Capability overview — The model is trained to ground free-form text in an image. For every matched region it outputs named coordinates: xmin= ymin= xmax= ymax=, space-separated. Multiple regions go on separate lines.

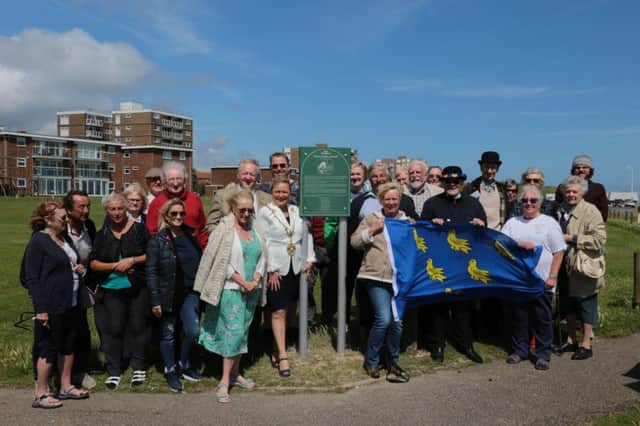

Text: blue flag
xmin=384 ymin=220 xmax=544 ymax=320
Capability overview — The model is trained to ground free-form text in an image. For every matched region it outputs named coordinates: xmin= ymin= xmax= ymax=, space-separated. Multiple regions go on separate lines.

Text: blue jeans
xmin=363 ymin=279 xmax=402 ymax=368
xmin=159 ymin=292 xmax=200 ymax=372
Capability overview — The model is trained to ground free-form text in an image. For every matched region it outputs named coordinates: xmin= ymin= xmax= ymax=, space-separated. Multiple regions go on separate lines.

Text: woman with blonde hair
xmin=195 ymin=190 xmax=267 ymax=403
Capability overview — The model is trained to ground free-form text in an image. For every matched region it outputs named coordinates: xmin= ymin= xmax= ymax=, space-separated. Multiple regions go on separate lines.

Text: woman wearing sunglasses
xmin=23 ymin=201 xmax=91 ymax=408
xmin=146 ymin=199 xmax=203 ymax=392
xmin=501 ymin=185 xmax=566 ymax=370
xmin=195 ymin=190 xmax=267 ymax=403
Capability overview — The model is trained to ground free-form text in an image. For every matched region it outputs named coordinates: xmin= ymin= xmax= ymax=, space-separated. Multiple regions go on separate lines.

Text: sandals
xmin=270 ymin=352 xmax=280 ymax=369
xmin=105 ymin=375 xmax=121 ymax=390
xmin=32 ymin=394 xmax=63 ymax=409
xmin=216 ymin=383 xmax=231 ymax=403
xmin=231 ymin=376 xmax=256 ymax=389
xmin=278 ymin=358 xmax=291 ymax=378
xmin=57 ymin=385 xmax=89 ymax=400
xmin=131 ymin=370 xmax=147 ymax=387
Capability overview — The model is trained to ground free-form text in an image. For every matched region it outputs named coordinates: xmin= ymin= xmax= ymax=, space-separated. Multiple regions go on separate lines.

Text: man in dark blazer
xmin=420 ymin=166 xmax=487 ymax=364
xmin=62 ymin=190 xmax=97 ymax=389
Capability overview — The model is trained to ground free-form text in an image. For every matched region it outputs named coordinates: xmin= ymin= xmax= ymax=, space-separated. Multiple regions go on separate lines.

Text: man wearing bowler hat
xmin=420 ymin=166 xmax=487 ymax=364
xmin=464 ymin=151 xmax=507 ymax=231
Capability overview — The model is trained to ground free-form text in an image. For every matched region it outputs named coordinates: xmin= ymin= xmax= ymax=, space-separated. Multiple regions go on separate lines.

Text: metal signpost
xmin=299 ymin=147 xmax=351 ymax=354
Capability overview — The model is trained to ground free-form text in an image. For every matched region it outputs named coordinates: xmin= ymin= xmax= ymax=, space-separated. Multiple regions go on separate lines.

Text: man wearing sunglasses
xmin=258 ymin=152 xmax=299 ymax=205
xmin=554 ymin=155 xmax=608 ymax=222
xmin=507 ymin=167 xmax=557 ymax=219
xmin=144 ymin=167 xmax=164 ymax=213
xmin=206 ymin=159 xmax=271 ymax=234
xmin=420 ymin=166 xmax=487 ymax=364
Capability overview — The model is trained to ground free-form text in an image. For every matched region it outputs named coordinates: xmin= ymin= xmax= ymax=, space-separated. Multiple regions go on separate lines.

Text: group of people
xmin=22 ymin=149 xmax=608 ymax=408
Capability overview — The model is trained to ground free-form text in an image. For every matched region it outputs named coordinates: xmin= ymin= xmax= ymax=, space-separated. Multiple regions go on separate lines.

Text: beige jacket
xmin=564 ymin=199 xmax=607 ymax=297
xmin=194 ymin=214 xmax=268 ymax=307
xmin=205 ymin=183 xmax=272 ymax=234
xmin=350 ymin=211 xmax=408 ymax=284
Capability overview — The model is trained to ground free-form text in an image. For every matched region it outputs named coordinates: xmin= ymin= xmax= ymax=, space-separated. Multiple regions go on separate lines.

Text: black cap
xmin=478 ymin=151 xmax=502 ymax=165
xmin=441 ymin=166 xmax=467 ymax=182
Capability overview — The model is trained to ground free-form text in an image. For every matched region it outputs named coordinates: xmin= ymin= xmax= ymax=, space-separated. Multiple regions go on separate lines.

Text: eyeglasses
xmin=505 ymin=188 xmax=517 ymax=193
xmin=520 ymin=198 xmax=539 ymax=204
xmin=168 ymin=211 xmax=186 ymax=218
xmin=525 ymin=178 xmax=541 ymax=184
xmin=442 ymin=179 xmax=461 ymax=185
xmin=237 ymin=208 xmax=254 ymax=215
xmin=147 ymin=176 xmax=162 ymax=182
xmin=271 ymin=163 xmax=288 ymax=169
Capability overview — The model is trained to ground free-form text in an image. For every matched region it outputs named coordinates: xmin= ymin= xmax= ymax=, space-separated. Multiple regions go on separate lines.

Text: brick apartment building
xmin=0 ymin=101 xmax=194 ymax=196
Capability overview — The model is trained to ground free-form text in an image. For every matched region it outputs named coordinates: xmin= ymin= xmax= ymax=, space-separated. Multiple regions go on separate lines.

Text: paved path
xmin=3 ymin=334 xmax=640 ymax=425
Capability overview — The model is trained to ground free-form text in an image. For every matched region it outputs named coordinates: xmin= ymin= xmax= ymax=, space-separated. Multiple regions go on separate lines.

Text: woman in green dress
xmin=195 ymin=189 xmax=267 ymax=403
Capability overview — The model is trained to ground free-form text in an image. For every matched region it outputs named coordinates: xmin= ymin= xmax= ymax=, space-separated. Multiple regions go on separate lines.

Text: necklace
xmin=268 ymin=205 xmax=296 ymax=256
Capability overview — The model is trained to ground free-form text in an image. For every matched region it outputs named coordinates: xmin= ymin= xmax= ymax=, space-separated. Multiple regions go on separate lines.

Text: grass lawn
xmin=1 ymin=197 xmax=640 ymax=393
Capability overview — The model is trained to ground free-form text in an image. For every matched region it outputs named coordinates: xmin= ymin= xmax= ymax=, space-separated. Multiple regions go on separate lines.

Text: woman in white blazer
xmin=257 ymin=177 xmax=315 ymax=377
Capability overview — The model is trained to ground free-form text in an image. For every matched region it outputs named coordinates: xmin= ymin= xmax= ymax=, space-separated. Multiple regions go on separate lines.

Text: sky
xmin=1 ymin=0 xmax=639 ymax=190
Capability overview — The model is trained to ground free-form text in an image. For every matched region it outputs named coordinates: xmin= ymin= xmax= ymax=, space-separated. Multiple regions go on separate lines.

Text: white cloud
xmin=0 ymin=28 xmax=153 ymax=133
xmin=448 ymin=86 xmax=549 ymax=98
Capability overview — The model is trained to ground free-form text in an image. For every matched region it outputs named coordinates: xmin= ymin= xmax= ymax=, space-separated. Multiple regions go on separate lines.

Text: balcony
xmin=85 ymin=129 xmax=104 ymax=138
xmin=173 ymin=132 xmax=183 ymax=140
xmin=173 ymin=121 xmax=183 ymax=129
xmin=33 ymin=146 xmax=72 ymax=158
xmin=161 ymin=119 xmax=172 ymax=126
xmin=34 ymin=166 xmax=71 ymax=177
xmin=76 ymin=169 xmax=109 ymax=179
xmin=86 ymin=118 xmax=104 ymax=126
xmin=77 ymin=151 xmax=108 ymax=161
xmin=162 ymin=131 xmax=173 ymax=138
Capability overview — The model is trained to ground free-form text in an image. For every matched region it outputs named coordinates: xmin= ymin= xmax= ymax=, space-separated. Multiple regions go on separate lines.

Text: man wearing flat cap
xmin=554 ymin=155 xmax=608 ymax=222
xmin=464 ymin=151 xmax=507 ymax=231
xmin=419 ymin=166 xmax=487 ymax=364
xmin=144 ymin=167 xmax=164 ymax=213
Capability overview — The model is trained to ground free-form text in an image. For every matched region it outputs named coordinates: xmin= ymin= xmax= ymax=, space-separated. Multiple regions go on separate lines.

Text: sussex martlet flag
xmin=384 ymin=220 xmax=544 ymax=320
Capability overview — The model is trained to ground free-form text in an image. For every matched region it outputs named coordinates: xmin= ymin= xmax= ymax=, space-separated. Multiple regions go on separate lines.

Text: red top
xmin=146 ymin=190 xmax=208 ymax=248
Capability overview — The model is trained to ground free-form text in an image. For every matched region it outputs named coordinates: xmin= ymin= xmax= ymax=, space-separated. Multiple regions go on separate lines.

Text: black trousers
xmin=94 ymin=287 xmax=149 ymax=376
xmin=422 ymin=300 xmax=473 ymax=349
xmin=72 ymin=308 xmax=92 ymax=374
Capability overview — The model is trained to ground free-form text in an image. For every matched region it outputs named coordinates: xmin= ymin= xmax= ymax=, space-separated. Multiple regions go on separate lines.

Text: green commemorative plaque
xmin=299 ymin=147 xmax=351 ymax=217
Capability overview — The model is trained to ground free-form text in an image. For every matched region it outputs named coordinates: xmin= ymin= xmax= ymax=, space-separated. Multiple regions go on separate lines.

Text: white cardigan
xmin=256 ymin=202 xmax=316 ymax=276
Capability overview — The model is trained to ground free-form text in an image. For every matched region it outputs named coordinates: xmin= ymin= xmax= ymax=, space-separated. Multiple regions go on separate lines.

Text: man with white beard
xmin=406 ymin=160 xmax=443 ymax=216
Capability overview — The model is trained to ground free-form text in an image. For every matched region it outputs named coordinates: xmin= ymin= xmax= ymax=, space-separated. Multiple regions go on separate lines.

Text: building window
xmin=17 ymin=137 xmax=26 ymax=146
xmin=163 ymin=151 xmax=172 ymax=160
xmin=125 ymin=113 xmax=132 ymax=118
xmin=179 ymin=152 xmax=186 ymax=160
xmin=17 ymin=158 xmax=27 ymax=168
xmin=185 ymin=131 xmax=191 ymax=137
xmin=125 ymin=125 xmax=132 ymax=130
xmin=59 ymin=115 xmax=69 ymax=125
xmin=132 ymin=166 xmax=139 ymax=171
xmin=123 ymin=151 xmax=130 ymax=158
xmin=153 ymin=125 xmax=160 ymax=132
xmin=185 ymin=120 xmax=192 ymax=126
xmin=154 ymin=138 xmax=161 ymax=143
xmin=125 ymin=137 xmax=132 ymax=142
xmin=108 ymin=146 xmax=116 ymax=154
xmin=153 ymin=113 xmax=160 ymax=119
xmin=16 ymin=178 xmax=27 ymax=188
xmin=124 ymin=182 xmax=131 ymax=188
xmin=124 ymin=167 xmax=130 ymax=175
xmin=108 ymin=163 xmax=116 ymax=172
xmin=108 ymin=181 xmax=115 ymax=191
xmin=59 ymin=127 xmax=69 ymax=137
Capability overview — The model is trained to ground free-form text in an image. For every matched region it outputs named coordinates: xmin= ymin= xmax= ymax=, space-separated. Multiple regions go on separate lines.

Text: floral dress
xmin=199 ymin=229 xmax=262 ymax=357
